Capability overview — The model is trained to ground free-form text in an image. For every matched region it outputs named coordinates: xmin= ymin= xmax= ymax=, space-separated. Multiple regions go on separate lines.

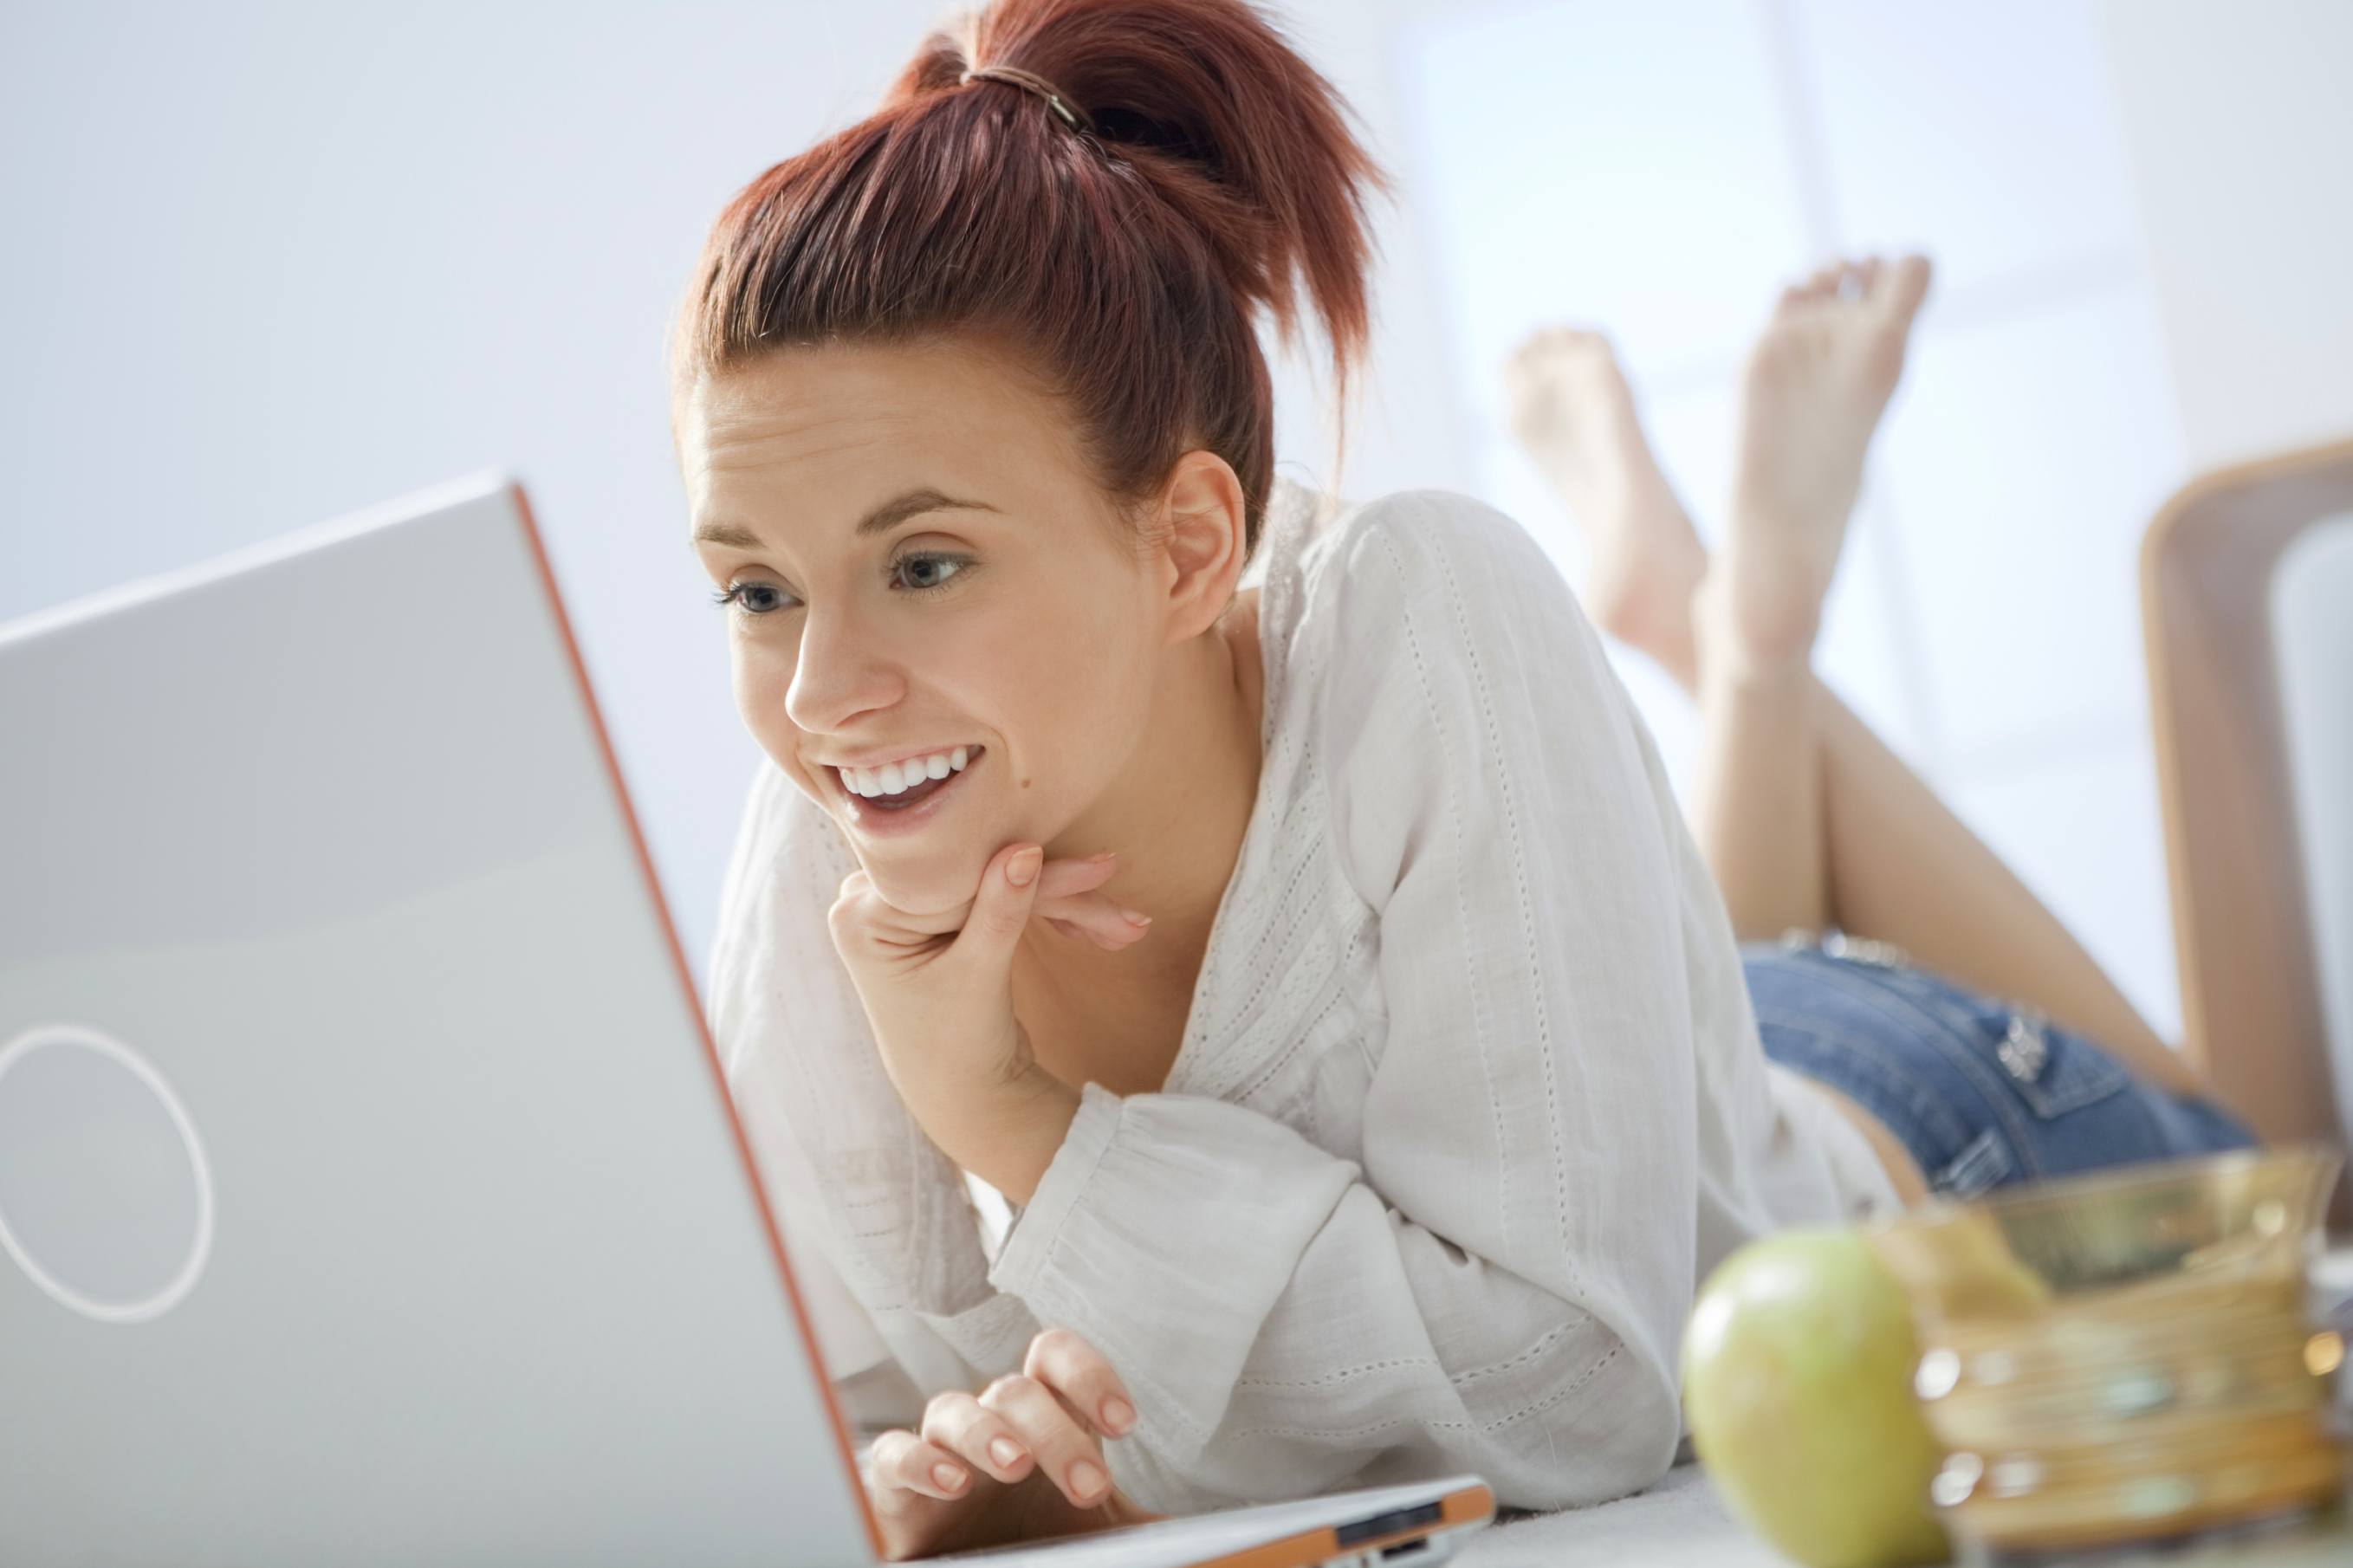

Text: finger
xmin=833 ymin=853 xmax=1116 ymax=950
xmin=870 ymin=1429 xmax=973 ymax=1510
xmin=1026 ymin=1326 xmax=1140 ymax=1438
xmin=828 ymin=870 xmax=966 ymax=947
xmin=920 ymin=1390 xmax=1038 ymax=1485
xmin=1032 ymin=890 xmax=1151 ymax=949
xmin=1041 ymin=913 xmax=1138 ymax=953
xmin=949 ymin=842 xmax=1047 ymax=967
xmin=1033 ymin=852 xmax=1119 ymax=901
xmin=979 ymin=1372 xmax=1112 ymax=1509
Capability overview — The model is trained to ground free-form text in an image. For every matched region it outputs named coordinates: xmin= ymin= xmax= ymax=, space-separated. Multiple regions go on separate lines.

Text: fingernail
xmin=1007 ymin=847 xmax=1042 ymax=887
xmin=932 ymin=1462 xmax=966 ymax=1491
xmin=1121 ymin=908 xmax=1151 ymax=927
xmin=1069 ymin=1460 xmax=1105 ymax=1500
xmin=989 ymin=1436 xmax=1024 ymax=1468
xmin=1101 ymin=1396 xmax=1136 ymax=1434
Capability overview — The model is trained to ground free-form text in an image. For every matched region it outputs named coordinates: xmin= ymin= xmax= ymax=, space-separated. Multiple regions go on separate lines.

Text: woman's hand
xmin=1031 ymin=849 xmax=1157 ymax=953
xmin=827 ymin=843 xmax=1151 ymax=1198
xmin=866 ymin=1328 xmax=1164 ymax=1560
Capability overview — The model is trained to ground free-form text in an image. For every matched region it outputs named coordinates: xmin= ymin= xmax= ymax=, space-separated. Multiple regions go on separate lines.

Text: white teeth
xmin=839 ymin=746 xmax=977 ymax=799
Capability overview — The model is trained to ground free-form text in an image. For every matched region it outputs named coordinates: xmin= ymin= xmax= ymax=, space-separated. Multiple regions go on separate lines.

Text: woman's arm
xmin=985 ymin=490 xmax=1771 ymax=1511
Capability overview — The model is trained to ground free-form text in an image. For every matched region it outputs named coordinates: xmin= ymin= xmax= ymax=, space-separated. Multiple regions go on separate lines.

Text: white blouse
xmin=705 ymin=478 xmax=1898 ymax=1517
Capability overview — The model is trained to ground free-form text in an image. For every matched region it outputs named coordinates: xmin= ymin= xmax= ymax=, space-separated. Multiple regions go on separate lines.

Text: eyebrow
xmin=691 ymin=488 xmax=1002 ymax=550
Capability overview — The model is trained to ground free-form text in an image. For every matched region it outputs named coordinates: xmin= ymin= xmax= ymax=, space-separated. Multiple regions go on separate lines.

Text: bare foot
xmin=1503 ymin=327 xmax=1708 ymax=685
xmin=1713 ymin=254 xmax=1934 ymax=674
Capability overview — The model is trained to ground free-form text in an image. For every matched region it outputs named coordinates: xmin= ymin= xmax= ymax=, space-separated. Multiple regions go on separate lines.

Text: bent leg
xmin=1504 ymin=256 xmax=2212 ymax=1102
xmin=1688 ymin=590 xmax=1831 ymax=942
xmin=1686 ymin=580 xmax=2199 ymax=1098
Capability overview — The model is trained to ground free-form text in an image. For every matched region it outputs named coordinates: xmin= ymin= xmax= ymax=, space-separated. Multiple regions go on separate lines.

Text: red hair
xmin=669 ymin=0 xmax=1395 ymax=558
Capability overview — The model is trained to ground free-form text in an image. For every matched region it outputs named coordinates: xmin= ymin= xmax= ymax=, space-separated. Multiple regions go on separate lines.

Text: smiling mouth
xmin=836 ymin=747 xmax=984 ymax=813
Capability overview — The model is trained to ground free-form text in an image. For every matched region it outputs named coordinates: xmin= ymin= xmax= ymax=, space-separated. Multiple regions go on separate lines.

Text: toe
xmin=1879 ymin=255 xmax=1934 ymax=321
xmin=1512 ymin=324 xmax=1602 ymax=366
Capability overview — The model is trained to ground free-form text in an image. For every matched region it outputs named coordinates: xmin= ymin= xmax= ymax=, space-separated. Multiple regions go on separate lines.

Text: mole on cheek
xmin=1021 ymin=777 xmax=1033 ymax=789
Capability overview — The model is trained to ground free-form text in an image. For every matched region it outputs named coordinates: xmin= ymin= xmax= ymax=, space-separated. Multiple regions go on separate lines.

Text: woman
xmin=682 ymin=0 xmax=2253 ymax=1555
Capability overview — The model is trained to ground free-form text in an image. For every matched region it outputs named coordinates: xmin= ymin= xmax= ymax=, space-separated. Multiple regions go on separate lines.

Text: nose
xmin=783 ymin=603 xmax=907 ymax=737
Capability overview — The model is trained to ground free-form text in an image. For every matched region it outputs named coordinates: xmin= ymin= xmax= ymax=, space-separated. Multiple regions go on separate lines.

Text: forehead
xmin=677 ymin=338 xmax=1083 ymax=515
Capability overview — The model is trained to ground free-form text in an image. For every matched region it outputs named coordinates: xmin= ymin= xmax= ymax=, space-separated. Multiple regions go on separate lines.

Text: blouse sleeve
xmin=987 ymin=489 xmax=1729 ymax=1511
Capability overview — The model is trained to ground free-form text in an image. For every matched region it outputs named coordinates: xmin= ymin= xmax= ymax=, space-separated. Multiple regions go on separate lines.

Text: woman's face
xmin=677 ymin=339 xmax=1171 ymax=916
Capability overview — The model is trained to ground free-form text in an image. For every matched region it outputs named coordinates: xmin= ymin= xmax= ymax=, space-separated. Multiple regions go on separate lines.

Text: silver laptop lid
xmin=0 ymin=476 xmax=876 ymax=1567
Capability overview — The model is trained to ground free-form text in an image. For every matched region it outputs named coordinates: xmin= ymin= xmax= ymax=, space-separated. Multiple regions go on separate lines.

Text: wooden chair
xmin=2142 ymin=435 xmax=2353 ymax=1216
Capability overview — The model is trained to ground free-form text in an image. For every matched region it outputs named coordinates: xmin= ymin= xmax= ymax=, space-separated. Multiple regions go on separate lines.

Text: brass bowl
xmin=1867 ymin=1146 xmax=2349 ymax=1557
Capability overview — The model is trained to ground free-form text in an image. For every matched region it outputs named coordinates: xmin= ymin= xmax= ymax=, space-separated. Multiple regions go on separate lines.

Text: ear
xmin=1152 ymin=450 xmax=1250 ymax=645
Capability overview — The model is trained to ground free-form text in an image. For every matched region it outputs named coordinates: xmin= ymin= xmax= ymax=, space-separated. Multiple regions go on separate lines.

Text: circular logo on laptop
xmin=0 ymin=1023 xmax=215 ymax=1324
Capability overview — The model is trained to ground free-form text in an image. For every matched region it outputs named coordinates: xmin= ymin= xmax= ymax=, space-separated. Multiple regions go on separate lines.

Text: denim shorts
xmin=1742 ymin=934 xmax=2258 ymax=1199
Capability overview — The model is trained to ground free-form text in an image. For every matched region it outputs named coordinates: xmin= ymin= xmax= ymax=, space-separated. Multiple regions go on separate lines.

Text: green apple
xmin=1681 ymin=1228 xmax=1950 ymax=1568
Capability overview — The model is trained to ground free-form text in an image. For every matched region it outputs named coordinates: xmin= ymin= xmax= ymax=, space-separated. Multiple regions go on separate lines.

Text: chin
xmin=855 ymin=846 xmax=994 ymax=917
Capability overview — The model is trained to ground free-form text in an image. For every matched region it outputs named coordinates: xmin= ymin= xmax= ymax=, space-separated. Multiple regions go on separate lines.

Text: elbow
xmin=1493 ymin=1345 xmax=1682 ymax=1512
xmin=1578 ymin=1387 xmax=1683 ymax=1508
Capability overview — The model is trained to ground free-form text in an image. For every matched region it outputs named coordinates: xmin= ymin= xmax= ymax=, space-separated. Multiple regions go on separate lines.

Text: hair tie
xmin=959 ymin=64 xmax=1094 ymax=136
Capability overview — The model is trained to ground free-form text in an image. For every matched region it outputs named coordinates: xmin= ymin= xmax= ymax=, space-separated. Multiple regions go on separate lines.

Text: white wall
xmin=2097 ymin=0 xmax=2353 ymax=470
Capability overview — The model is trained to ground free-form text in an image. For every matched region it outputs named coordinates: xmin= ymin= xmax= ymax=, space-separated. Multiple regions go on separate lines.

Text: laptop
xmin=0 ymin=475 xmax=1495 ymax=1566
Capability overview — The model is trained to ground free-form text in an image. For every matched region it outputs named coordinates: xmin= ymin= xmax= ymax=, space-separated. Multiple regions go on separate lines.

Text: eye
xmin=710 ymin=580 xmax=795 ymax=616
xmin=891 ymin=551 xmax=972 ymax=593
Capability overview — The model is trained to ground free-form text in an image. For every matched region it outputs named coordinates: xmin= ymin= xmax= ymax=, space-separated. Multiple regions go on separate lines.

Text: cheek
xmin=967 ymin=586 xmax=1152 ymax=774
